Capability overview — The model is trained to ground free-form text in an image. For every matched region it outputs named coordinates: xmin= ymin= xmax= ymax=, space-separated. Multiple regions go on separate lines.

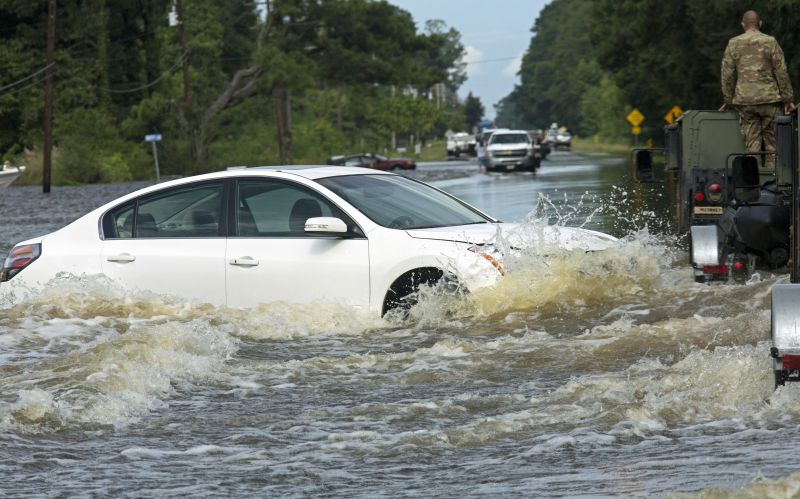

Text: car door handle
xmin=106 ymin=253 xmax=136 ymax=263
xmin=230 ymin=257 xmax=259 ymax=267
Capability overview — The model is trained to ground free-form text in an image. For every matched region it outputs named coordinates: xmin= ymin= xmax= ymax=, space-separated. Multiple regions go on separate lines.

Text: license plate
xmin=694 ymin=206 xmax=723 ymax=215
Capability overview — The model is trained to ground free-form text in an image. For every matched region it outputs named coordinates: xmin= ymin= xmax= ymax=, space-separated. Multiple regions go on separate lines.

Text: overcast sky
xmin=390 ymin=0 xmax=550 ymax=120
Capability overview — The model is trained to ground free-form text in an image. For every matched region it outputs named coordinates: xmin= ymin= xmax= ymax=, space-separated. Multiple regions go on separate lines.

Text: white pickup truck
xmin=446 ymin=132 xmax=476 ymax=159
xmin=483 ymin=129 xmax=540 ymax=172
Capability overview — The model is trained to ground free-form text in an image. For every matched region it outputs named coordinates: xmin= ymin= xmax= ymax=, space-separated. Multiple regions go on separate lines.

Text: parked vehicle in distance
xmin=484 ymin=130 xmax=540 ymax=172
xmin=543 ymin=123 xmax=572 ymax=151
xmin=528 ymin=130 xmax=551 ymax=160
xmin=446 ymin=132 xmax=476 ymax=159
xmin=1 ymin=166 xmax=616 ymax=317
xmin=0 ymin=164 xmax=26 ymax=189
xmin=554 ymin=130 xmax=572 ymax=150
xmin=326 ymin=153 xmax=415 ymax=171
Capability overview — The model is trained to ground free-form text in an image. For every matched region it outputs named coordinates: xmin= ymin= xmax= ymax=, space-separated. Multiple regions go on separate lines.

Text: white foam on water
xmin=667 ymin=471 xmax=800 ymax=498
xmin=0 ymin=318 xmax=239 ymax=432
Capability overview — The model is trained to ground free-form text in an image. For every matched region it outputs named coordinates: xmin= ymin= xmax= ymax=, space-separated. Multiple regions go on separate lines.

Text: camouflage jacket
xmin=721 ymin=30 xmax=794 ymax=106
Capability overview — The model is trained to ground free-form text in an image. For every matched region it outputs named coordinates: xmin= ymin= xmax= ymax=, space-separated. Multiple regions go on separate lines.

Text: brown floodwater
xmin=0 ymin=153 xmax=795 ymax=497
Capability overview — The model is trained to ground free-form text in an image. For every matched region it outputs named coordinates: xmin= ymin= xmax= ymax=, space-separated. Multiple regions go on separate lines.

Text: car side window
xmin=107 ymin=204 xmax=135 ymax=238
xmin=103 ymin=182 xmax=223 ymax=239
xmin=236 ymin=179 xmax=359 ymax=237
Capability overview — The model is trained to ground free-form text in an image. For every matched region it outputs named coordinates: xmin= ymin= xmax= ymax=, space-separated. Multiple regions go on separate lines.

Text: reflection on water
xmin=0 ymin=154 xmax=796 ymax=497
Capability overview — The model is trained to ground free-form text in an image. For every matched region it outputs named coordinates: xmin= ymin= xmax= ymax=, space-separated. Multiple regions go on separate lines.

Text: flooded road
xmin=0 ymin=152 xmax=796 ymax=497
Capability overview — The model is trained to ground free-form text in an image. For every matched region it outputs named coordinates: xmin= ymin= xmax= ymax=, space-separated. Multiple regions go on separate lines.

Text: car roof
xmin=151 ymin=165 xmax=391 ymax=190
xmin=238 ymin=165 xmax=390 ymax=180
xmin=89 ymin=166 xmax=393 ymax=218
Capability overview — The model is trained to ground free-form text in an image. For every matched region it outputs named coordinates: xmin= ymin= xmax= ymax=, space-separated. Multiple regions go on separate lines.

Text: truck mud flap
xmin=690 ymin=225 xmax=722 ymax=266
xmin=771 ymin=284 xmax=800 ymax=386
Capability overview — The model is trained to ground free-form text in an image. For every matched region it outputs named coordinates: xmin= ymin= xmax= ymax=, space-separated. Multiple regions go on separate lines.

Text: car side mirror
xmin=633 ymin=149 xmax=655 ymax=182
xmin=731 ymin=155 xmax=760 ymax=203
xmin=305 ymin=217 xmax=349 ymax=235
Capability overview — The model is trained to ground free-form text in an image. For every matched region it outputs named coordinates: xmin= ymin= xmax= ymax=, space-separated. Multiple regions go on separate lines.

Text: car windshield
xmin=316 ymin=174 xmax=492 ymax=229
xmin=373 ymin=154 xmax=387 ymax=160
xmin=489 ymin=134 xmax=529 ymax=144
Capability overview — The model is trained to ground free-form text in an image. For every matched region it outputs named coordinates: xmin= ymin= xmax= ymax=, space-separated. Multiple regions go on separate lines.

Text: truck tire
xmin=775 ymin=369 xmax=787 ymax=389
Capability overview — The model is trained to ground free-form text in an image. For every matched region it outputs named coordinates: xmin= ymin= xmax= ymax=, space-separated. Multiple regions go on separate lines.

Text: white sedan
xmin=1 ymin=166 xmax=616 ymax=316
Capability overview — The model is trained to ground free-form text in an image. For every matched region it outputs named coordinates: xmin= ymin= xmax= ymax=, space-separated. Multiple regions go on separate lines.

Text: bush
xmin=54 ymin=108 xmax=151 ymax=184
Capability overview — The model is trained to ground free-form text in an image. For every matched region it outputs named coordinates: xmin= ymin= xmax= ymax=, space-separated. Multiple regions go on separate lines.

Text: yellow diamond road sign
xmin=664 ymin=105 xmax=684 ymax=124
xmin=626 ymin=108 xmax=644 ymax=127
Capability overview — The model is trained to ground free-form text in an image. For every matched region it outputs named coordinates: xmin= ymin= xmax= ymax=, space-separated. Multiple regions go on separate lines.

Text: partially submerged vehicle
xmin=1 ymin=166 xmax=616 ymax=318
xmin=633 ymin=109 xmax=800 ymax=389
xmin=634 ymin=109 xmax=795 ymax=283
xmin=769 ymin=108 xmax=800 ymax=389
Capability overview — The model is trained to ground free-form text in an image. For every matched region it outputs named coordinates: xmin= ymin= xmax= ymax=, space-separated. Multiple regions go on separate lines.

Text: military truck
xmin=634 ymin=109 xmax=795 ymax=283
xmin=768 ymin=108 xmax=800 ymax=389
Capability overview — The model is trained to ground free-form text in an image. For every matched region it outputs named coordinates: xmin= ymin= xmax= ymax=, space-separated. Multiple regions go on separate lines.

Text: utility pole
xmin=175 ymin=0 xmax=191 ymax=102
xmin=42 ymin=0 xmax=56 ymax=194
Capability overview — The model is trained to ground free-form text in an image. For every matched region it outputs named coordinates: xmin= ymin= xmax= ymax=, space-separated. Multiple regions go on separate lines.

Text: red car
xmin=327 ymin=153 xmax=416 ymax=171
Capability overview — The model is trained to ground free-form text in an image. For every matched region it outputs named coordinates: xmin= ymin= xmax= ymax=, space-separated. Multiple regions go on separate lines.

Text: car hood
xmin=406 ymin=223 xmax=617 ymax=252
xmin=487 ymin=143 xmax=529 ymax=150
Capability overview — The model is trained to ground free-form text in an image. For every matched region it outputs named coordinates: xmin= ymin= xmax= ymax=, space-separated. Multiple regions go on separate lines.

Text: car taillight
xmin=1 ymin=243 xmax=41 ymax=282
xmin=695 ymin=192 xmax=705 ymax=203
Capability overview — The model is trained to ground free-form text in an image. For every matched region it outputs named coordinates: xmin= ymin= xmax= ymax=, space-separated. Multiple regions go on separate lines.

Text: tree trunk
xmin=192 ymin=130 xmax=209 ymax=173
xmin=273 ymin=85 xmax=294 ymax=165
xmin=96 ymin=5 xmax=111 ymax=111
xmin=285 ymin=89 xmax=293 ymax=164
xmin=336 ymin=85 xmax=344 ymax=132
xmin=274 ymin=86 xmax=286 ymax=164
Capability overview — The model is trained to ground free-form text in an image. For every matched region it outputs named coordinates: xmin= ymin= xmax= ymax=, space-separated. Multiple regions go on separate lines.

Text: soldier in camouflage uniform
xmin=720 ymin=11 xmax=795 ymax=170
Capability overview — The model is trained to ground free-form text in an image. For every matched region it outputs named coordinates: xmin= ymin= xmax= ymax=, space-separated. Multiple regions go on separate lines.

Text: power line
xmin=0 ymin=73 xmax=49 ymax=98
xmin=464 ymin=56 xmax=519 ymax=65
xmin=90 ymin=53 xmax=187 ymax=94
xmin=0 ymin=63 xmax=55 ymax=93
xmin=0 ymin=52 xmax=187 ymax=98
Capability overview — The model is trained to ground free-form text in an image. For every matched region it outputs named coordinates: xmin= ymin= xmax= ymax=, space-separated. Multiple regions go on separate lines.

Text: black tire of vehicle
xmin=382 ymin=267 xmax=457 ymax=316
xmin=775 ymin=369 xmax=787 ymax=389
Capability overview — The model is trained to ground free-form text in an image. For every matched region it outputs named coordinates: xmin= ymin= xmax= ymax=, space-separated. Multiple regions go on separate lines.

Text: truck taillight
xmin=782 ymin=354 xmax=800 ymax=371
xmin=1 ymin=243 xmax=41 ymax=282
xmin=708 ymin=183 xmax=723 ymax=202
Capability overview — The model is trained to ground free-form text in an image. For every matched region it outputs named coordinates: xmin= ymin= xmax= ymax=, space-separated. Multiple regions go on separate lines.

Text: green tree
xmin=0 ymin=0 xmax=470 ymax=183
xmin=464 ymin=92 xmax=484 ymax=130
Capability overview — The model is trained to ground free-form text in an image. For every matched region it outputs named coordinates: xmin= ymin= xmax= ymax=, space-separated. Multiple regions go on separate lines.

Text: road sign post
xmin=664 ymin=105 xmax=684 ymax=124
xmin=626 ymin=108 xmax=645 ymax=146
xmin=145 ymin=134 xmax=162 ymax=182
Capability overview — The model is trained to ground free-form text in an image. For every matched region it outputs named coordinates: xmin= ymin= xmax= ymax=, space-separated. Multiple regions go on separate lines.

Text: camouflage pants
xmin=737 ymin=103 xmax=782 ymax=170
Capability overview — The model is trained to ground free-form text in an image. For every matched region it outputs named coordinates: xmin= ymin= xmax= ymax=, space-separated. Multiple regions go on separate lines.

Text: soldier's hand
xmin=785 ymin=102 xmax=797 ymax=114
xmin=718 ymin=103 xmax=728 ymax=111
